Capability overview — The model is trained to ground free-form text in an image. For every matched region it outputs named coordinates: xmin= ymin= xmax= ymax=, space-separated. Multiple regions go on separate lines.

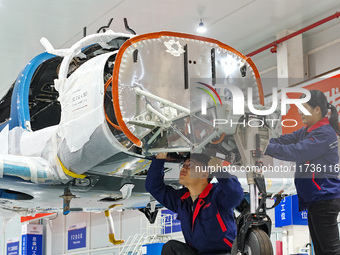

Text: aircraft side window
xmin=29 ymin=57 xmax=62 ymax=131
xmin=0 ymin=83 xmax=14 ymax=125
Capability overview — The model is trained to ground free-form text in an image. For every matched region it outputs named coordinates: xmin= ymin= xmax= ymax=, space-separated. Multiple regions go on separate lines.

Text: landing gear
xmin=232 ymin=117 xmax=274 ymax=255
xmin=245 ymin=229 xmax=273 ymax=255
xmin=231 ymin=228 xmax=273 ymax=255
xmin=232 ymin=195 xmax=273 ymax=255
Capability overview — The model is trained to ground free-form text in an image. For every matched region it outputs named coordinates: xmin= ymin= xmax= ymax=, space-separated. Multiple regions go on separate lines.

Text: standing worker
xmin=265 ymin=90 xmax=340 ymax=255
xmin=145 ymin=152 xmax=243 ymax=255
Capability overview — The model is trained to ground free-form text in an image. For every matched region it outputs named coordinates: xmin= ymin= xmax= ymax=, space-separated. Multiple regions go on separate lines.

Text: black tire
xmin=231 ymin=228 xmax=273 ymax=255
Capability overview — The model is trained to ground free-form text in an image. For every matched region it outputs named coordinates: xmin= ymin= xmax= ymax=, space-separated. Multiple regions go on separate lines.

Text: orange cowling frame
xmin=109 ymin=31 xmax=265 ymax=147
xmin=104 ymin=77 xmax=121 ymax=131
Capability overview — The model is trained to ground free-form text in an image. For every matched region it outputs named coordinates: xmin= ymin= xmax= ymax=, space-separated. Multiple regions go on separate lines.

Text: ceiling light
xmin=197 ymin=19 xmax=206 ymax=33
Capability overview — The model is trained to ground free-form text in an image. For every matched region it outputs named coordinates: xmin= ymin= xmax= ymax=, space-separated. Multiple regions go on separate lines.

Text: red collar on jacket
xmin=180 ymin=183 xmax=213 ymax=201
xmin=306 ymin=117 xmax=329 ymax=133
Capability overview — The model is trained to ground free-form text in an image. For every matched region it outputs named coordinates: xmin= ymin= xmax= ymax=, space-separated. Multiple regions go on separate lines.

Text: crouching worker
xmin=145 ymin=153 xmax=244 ymax=255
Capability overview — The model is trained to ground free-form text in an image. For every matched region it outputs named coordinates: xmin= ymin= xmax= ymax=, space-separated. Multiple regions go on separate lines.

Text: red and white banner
xmin=21 ymin=213 xmax=55 ymax=223
xmin=282 ymin=71 xmax=340 ymax=134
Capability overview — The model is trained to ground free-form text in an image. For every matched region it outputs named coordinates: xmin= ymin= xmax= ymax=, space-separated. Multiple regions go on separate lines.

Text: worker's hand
xmin=208 ymin=157 xmax=223 ymax=177
xmin=208 ymin=157 xmax=222 ymax=168
xmin=156 ymin=152 xmax=167 ymax=159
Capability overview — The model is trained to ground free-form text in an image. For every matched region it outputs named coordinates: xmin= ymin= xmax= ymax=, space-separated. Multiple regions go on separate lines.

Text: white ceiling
xmin=1 ymin=0 xmax=340 ymax=97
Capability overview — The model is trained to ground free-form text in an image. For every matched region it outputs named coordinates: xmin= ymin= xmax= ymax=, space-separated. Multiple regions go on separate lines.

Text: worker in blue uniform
xmin=265 ymin=90 xmax=340 ymax=255
xmin=145 ymin=152 xmax=243 ymax=255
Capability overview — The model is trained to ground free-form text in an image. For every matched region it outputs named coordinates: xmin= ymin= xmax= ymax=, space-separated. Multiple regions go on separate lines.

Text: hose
xmin=104 ymin=76 xmax=121 ymax=131
xmin=211 ymin=132 xmax=226 ymax=144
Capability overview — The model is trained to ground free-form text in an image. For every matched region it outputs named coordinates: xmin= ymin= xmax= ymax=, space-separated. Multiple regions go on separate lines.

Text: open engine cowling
xmin=56 ymin=31 xmax=265 ymax=176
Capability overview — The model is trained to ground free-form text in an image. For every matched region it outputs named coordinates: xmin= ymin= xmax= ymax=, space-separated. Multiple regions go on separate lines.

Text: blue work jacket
xmin=145 ymin=159 xmax=243 ymax=254
xmin=265 ymin=117 xmax=340 ymax=210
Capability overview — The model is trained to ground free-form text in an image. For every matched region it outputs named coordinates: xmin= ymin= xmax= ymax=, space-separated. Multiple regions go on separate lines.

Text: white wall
xmin=1 ymin=215 xmax=22 ymax=255
xmin=253 ymin=20 xmax=340 ymax=83
xmin=0 ymin=210 xmax=145 ymax=255
xmin=0 ymin=209 xmax=184 ymax=255
xmin=45 ymin=211 xmax=124 ymax=255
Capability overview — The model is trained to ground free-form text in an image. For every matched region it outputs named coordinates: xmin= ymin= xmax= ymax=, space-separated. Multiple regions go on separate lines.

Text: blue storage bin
xmin=142 ymin=243 xmax=165 ymax=255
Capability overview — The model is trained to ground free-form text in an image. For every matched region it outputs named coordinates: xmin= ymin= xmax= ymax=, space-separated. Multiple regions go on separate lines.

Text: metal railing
xmin=119 ymin=214 xmax=176 ymax=255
